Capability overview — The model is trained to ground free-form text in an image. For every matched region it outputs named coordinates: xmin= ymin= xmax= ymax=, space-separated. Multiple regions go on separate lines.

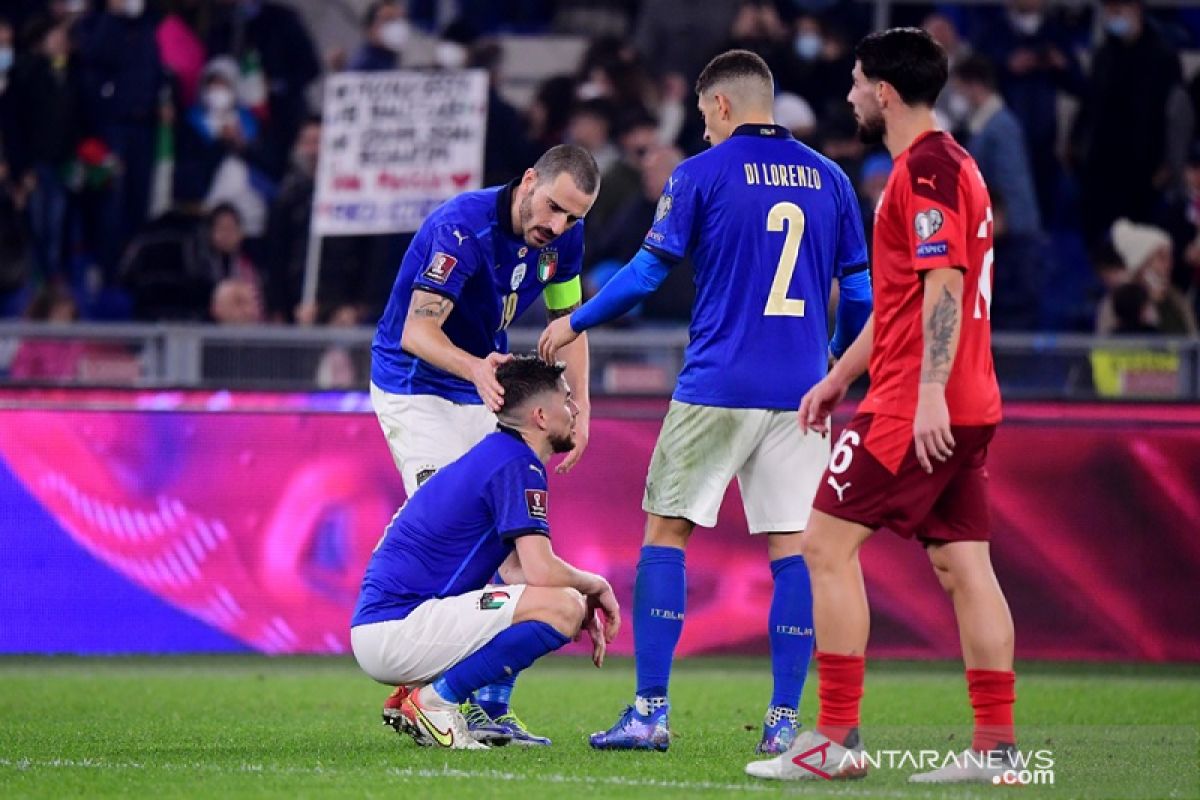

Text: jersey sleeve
xmin=641 ymin=163 xmax=701 ymax=263
xmin=553 ymin=224 xmax=585 ymax=282
xmin=835 ymin=168 xmax=869 ymax=277
xmin=905 ymin=150 xmax=968 ymax=274
xmin=410 ymin=224 xmax=488 ymax=301
xmin=486 ymin=456 xmax=551 ymax=541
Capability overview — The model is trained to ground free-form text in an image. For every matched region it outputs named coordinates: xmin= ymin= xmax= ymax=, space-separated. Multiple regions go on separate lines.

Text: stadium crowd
xmin=0 ymin=0 xmax=1198 ymax=343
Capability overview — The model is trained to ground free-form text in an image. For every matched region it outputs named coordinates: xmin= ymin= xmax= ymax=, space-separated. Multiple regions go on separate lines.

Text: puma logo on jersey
xmin=916 ymin=175 xmax=937 ymax=190
xmin=827 ymin=476 xmax=852 ymax=502
xmin=451 ymin=229 xmax=466 ymax=246
xmin=528 ymin=463 xmax=544 ymax=477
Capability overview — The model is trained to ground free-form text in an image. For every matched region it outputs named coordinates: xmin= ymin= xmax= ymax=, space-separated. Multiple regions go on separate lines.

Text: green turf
xmin=0 ymin=656 xmax=1197 ymax=799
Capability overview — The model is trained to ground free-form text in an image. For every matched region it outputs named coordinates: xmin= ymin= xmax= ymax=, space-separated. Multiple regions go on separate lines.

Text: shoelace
xmin=494 ymin=712 xmax=528 ymax=733
xmin=460 ymin=702 xmax=492 ymax=728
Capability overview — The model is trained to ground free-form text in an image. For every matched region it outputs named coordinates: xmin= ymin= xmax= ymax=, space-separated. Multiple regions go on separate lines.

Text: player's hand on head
xmin=471 ymin=352 xmax=513 ymax=412
xmin=913 ymin=384 xmax=955 ymax=473
xmin=537 ymin=317 xmax=579 ymax=364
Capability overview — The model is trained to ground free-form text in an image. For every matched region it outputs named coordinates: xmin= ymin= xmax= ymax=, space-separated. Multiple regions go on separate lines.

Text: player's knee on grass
xmin=517 ymin=586 xmax=587 ymax=637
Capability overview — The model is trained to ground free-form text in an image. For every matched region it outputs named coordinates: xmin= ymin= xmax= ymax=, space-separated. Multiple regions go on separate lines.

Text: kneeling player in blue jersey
xmin=350 ymin=356 xmax=620 ymax=750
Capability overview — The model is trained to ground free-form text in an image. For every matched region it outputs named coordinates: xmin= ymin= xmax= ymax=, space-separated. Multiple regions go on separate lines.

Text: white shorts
xmin=643 ymin=400 xmax=830 ymax=533
xmin=350 ymin=584 xmax=527 ymax=686
xmin=370 ymin=383 xmax=497 ymax=495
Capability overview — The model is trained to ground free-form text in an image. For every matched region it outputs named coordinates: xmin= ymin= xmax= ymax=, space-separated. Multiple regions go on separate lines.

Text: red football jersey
xmin=860 ymin=130 xmax=1002 ymax=436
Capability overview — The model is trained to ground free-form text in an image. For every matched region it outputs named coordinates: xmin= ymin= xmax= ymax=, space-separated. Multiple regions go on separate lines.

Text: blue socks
xmin=633 ymin=545 xmax=686 ymax=700
xmin=476 ymin=674 xmax=515 ymax=718
xmin=433 ymin=621 xmax=570 ymax=704
xmin=768 ymin=554 xmax=814 ymax=712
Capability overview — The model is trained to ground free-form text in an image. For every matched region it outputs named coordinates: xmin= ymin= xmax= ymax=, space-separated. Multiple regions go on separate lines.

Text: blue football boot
xmin=756 ymin=706 xmax=799 ymax=754
xmin=589 ymin=702 xmax=671 ymax=751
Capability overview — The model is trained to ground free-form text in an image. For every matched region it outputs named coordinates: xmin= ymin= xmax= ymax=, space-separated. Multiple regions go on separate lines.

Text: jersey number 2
xmin=764 ymin=202 xmax=807 ymax=317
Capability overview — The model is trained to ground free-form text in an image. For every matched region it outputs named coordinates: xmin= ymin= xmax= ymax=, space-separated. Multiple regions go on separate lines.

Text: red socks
xmin=967 ymin=668 xmax=1016 ymax=751
xmin=815 ymin=651 xmax=865 ymax=745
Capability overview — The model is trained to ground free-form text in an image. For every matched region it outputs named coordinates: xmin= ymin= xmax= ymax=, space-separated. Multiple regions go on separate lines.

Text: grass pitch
xmin=0 ymin=656 xmax=1196 ymax=799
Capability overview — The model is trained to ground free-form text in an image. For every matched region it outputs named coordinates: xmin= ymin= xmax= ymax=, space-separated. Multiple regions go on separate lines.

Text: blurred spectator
xmin=922 ymin=13 xmax=972 ymax=132
xmin=1109 ymin=281 xmax=1159 ymax=335
xmin=204 ymin=202 xmax=258 ymax=286
xmin=0 ymin=18 xmax=12 ymax=96
xmin=1160 ymin=141 xmax=1200 ymax=304
xmin=1072 ymin=0 xmax=1185 ymax=242
xmin=118 ymin=206 xmax=209 ymax=320
xmin=976 ymin=0 xmax=1084 ymax=227
xmin=587 ymin=108 xmax=658 ymax=237
xmin=8 ymin=280 xmax=86 ymax=380
xmin=566 ymin=98 xmax=618 ymax=173
xmin=992 ymin=197 xmax=1052 ymax=331
xmin=527 ymin=74 xmax=575 ymax=149
xmin=789 ymin=14 xmax=855 ymax=122
xmin=1097 ymin=218 xmax=1197 ymax=336
xmin=471 ymin=39 xmax=534 ymax=186
xmin=347 ymin=1 xmax=408 ymax=72
xmin=311 ymin=302 xmax=365 ymax=389
xmin=774 ymin=92 xmax=816 ymax=142
xmin=209 ymin=275 xmax=262 ymax=324
xmin=176 ymin=56 xmax=271 ymax=235
xmin=0 ymin=153 xmax=32 ymax=309
xmin=585 ymin=144 xmax=694 ymax=322
xmin=952 ymin=55 xmax=1041 ymax=237
xmin=75 ymin=0 xmax=166 ymax=277
xmin=434 ymin=18 xmax=477 ymax=71
xmin=724 ymin=2 xmax=803 ymax=94
xmin=207 ymin=0 xmax=320 ymax=178
xmin=632 ymin=0 xmax=740 ymax=83
xmin=5 ymin=17 xmax=81 ymax=283
xmin=856 ymin=152 xmax=890 ymax=245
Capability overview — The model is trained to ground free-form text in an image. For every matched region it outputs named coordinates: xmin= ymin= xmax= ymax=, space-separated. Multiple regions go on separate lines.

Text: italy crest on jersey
xmin=537 ymin=251 xmax=558 ymax=282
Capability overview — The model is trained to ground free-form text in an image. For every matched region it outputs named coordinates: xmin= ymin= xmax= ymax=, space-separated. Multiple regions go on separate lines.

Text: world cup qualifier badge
xmin=478 ymin=590 xmax=511 ymax=611
xmin=537 ymin=251 xmax=558 ymax=282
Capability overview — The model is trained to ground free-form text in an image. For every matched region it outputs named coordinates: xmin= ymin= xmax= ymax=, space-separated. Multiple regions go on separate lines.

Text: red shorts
xmin=811 ymin=413 xmax=996 ymax=544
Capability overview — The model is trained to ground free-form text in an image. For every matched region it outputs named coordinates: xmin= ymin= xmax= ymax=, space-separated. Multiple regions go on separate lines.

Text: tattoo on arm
xmin=546 ymin=302 xmax=580 ymax=322
xmin=921 ymin=285 xmax=958 ymax=384
xmin=410 ymin=293 xmax=452 ymax=320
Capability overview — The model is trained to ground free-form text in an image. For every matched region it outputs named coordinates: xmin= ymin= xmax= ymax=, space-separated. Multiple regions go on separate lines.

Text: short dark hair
xmin=953 ymin=54 xmax=997 ymax=91
xmin=855 ymin=27 xmax=948 ymax=108
xmin=532 ymin=144 xmax=600 ymax=195
xmin=497 ymin=356 xmax=567 ymax=413
xmin=695 ymin=49 xmax=774 ymax=97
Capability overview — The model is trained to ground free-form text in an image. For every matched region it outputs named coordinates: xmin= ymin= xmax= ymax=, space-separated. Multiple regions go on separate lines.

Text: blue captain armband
xmin=569 ymin=248 xmax=672 ymax=332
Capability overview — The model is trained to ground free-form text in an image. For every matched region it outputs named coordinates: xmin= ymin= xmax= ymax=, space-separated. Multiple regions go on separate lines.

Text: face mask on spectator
xmin=947 ymin=90 xmax=971 ymax=121
xmin=1009 ymin=12 xmax=1042 ymax=36
xmin=379 ymin=19 xmax=411 ymax=52
xmin=204 ymin=85 xmax=237 ymax=112
xmin=121 ymin=0 xmax=145 ymax=16
xmin=435 ymin=42 xmax=468 ymax=69
xmin=1104 ymin=13 xmax=1133 ymax=39
xmin=794 ymin=33 xmax=823 ymax=61
xmin=63 ymin=0 xmax=87 ymax=13
xmin=576 ymin=81 xmax=606 ymax=101
xmin=292 ymin=151 xmax=318 ymax=177
xmin=0 ymin=48 xmax=12 ymax=73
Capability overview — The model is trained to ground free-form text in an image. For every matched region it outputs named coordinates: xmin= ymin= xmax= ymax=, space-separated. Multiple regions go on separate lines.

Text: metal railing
xmin=0 ymin=322 xmax=1197 ymax=400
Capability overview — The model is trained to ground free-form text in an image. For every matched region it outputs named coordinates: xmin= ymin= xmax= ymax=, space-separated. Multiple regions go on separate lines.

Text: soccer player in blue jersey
xmin=539 ymin=50 xmax=873 ymax=754
xmin=370 ymin=145 xmax=600 ymax=745
xmin=351 ymin=356 xmax=620 ymax=750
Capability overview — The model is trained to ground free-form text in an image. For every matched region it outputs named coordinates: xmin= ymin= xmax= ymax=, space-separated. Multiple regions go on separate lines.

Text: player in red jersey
xmin=746 ymin=28 xmax=1017 ymax=784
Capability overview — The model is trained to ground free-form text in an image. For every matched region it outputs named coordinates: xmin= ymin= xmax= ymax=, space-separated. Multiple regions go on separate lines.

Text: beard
xmin=856 ymin=112 xmax=886 ymax=145
xmin=548 ymin=430 xmax=575 ymax=454
xmin=518 ymin=191 xmax=555 ymax=246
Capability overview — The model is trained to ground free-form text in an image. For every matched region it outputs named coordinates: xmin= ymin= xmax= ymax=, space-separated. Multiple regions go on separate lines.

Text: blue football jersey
xmin=351 ymin=427 xmax=551 ymax=626
xmin=642 ymin=124 xmax=868 ymax=410
xmin=371 ymin=181 xmax=584 ymax=403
